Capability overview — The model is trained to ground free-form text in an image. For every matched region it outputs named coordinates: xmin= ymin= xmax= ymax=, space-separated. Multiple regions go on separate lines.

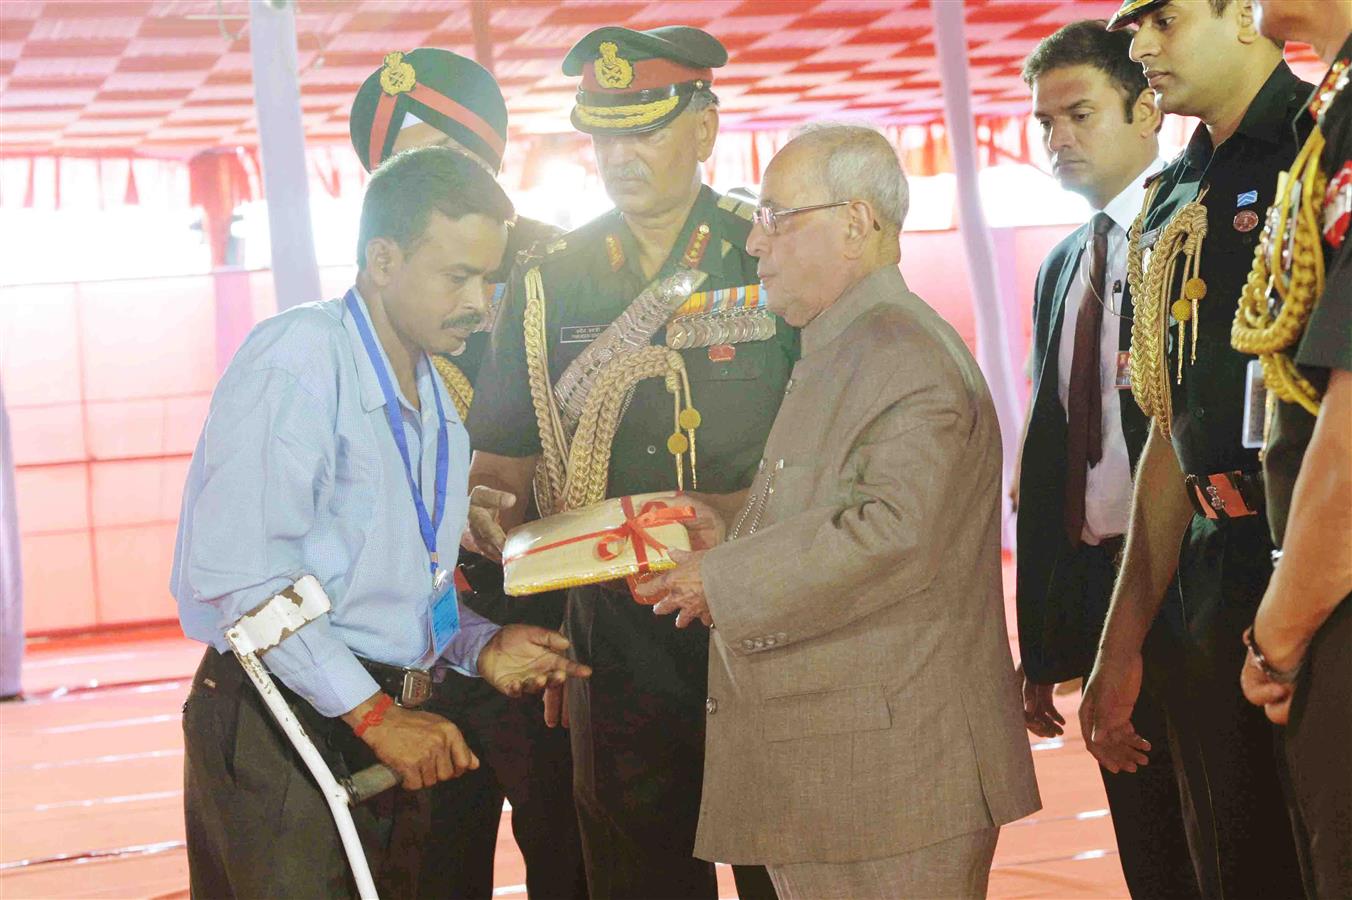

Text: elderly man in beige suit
xmin=638 ymin=125 xmax=1041 ymax=898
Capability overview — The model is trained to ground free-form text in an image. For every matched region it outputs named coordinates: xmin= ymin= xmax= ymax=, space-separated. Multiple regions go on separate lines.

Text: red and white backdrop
xmin=0 ymin=0 xmax=1326 ymax=634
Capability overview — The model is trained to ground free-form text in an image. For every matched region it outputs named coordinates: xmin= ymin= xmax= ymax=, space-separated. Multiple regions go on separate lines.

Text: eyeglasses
xmin=752 ymin=201 xmax=882 ymax=235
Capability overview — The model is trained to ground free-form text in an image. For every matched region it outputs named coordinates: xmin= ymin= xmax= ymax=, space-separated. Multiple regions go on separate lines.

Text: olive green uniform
xmin=1128 ymin=63 xmax=1309 ymax=899
xmin=1248 ymin=38 xmax=1352 ymax=899
xmin=470 ymin=185 xmax=796 ymax=899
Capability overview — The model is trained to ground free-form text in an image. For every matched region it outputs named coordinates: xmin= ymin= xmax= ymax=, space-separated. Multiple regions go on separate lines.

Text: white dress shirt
xmin=1056 ymin=160 xmax=1165 ymax=545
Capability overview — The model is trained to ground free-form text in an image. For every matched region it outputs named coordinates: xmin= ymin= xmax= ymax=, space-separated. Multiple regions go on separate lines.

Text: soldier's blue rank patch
xmin=1236 ymin=190 xmax=1259 ymax=208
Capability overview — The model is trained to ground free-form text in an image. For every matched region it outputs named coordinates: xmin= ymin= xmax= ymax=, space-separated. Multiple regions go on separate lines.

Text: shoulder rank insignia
xmin=665 ymin=284 xmax=775 ymax=350
xmin=716 ymin=195 xmax=755 ymax=221
xmin=682 ymin=222 xmax=711 ymax=267
xmin=544 ymin=238 xmax=568 ymax=255
xmin=605 ymin=233 xmax=625 ymax=271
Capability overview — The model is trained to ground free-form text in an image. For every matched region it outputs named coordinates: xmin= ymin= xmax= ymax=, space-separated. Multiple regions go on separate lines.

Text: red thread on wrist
xmin=353 ymin=693 xmax=394 ymax=738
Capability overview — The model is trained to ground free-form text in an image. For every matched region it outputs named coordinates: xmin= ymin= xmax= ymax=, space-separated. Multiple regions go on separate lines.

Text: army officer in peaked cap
xmin=464 ymin=24 xmax=791 ymax=900
xmin=350 ymin=48 xmax=585 ymax=900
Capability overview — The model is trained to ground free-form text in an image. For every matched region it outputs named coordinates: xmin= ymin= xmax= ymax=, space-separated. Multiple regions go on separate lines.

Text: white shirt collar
xmin=1101 ymin=157 xmax=1168 ymax=234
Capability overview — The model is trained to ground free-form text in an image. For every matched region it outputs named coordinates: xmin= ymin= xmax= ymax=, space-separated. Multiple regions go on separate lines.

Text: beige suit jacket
xmin=695 ymin=265 xmax=1040 ymax=865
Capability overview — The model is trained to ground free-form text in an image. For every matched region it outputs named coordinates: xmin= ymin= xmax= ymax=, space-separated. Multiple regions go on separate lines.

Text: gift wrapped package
xmin=502 ymin=493 xmax=694 ymax=596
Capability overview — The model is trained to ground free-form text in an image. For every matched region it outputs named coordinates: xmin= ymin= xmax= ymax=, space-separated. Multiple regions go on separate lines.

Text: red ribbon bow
xmin=502 ymin=496 xmax=695 ymax=579
xmin=596 ymin=497 xmax=695 ymax=574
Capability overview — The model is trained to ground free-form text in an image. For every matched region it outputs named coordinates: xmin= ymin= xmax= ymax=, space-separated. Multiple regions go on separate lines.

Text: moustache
xmin=603 ymin=162 xmax=651 ymax=183
xmin=442 ymin=313 xmax=483 ymax=331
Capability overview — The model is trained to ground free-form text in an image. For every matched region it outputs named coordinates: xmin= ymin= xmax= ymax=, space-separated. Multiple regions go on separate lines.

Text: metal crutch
xmin=224 ymin=575 xmax=400 ymax=900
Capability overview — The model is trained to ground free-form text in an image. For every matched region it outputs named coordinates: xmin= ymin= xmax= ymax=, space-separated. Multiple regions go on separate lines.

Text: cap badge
xmin=379 ymin=51 xmax=417 ymax=96
xmin=594 ymin=41 xmax=634 ymax=89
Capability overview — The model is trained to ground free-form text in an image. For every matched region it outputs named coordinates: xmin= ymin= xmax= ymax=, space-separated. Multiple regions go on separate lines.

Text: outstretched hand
xmin=478 ymin=624 xmax=591 ymax=698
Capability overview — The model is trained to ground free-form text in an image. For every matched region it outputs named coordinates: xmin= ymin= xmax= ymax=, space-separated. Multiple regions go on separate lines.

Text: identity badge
xmin=429 ymin=573 xmax=460 ymax=659
xmin=1241 ymin=359 xmax=1268 ymax=450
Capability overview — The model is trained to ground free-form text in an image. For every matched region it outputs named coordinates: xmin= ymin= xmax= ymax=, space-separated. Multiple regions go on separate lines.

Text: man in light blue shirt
xmin=172 ymin=146 xmax=590 ymax=898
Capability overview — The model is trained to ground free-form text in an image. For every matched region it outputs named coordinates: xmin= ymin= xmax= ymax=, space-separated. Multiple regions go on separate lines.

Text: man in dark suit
xmin=1014 ymin=21 xmax=1198 ymax=898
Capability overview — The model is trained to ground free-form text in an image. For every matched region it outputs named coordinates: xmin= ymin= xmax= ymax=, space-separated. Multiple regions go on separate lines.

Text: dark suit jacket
xmin=1016 ymin=224 xmax=1150 ymax=684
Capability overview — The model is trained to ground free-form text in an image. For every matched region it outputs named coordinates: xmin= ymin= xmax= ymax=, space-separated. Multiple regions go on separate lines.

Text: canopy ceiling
xmin=0 ymin=0 xmax=1325 ymax=159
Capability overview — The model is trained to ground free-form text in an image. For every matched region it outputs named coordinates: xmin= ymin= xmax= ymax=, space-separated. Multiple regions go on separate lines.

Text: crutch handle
xmin=342 ymin=764 xmax=400 ymax=805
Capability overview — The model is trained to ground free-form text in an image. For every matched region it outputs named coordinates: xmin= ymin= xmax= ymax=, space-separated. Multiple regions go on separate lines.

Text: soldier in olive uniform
xmin=465 ymin=26 xmax=789 ymax=900
xmin=1236 ymin=3 xmax=1352 ymax=896
xmin=350 ymin=49 xmax=585 ymax=900
xmin=1080 ymin=2 xmax=1308 ymax=897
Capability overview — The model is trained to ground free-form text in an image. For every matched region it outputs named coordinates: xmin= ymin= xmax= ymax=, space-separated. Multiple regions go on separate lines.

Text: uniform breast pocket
xmin=681 ymin=340 xmax=769 ymax=383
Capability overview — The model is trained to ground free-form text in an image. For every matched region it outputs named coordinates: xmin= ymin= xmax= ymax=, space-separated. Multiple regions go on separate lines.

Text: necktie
xmin=1064 ymin=212 xmax=1113 ymax=546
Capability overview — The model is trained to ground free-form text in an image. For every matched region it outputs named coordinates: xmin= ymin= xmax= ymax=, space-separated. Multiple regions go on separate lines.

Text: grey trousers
xmin=183 ymin=649 xmax=426 ymax=899
xmin=766 ymin=827 xmax=999 ymax=900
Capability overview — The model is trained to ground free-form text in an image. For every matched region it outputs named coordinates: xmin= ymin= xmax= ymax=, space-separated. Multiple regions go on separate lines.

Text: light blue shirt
xmin=171 ymin=290 xmax=499 ymax=717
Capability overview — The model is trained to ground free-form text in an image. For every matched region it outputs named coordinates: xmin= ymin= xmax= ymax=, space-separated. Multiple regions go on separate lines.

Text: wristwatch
xmin=1242 ymin=625 xmax=1301 ymax=685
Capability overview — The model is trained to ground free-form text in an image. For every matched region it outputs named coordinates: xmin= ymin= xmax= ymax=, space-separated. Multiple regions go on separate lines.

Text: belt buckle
xmin=399 ymin=669 xmax=432 ymax=708
xmin=1184 ymin=474 xmax=1215 ymax=519
xmin=1203 ymin=480 xmax=1229 ymax=516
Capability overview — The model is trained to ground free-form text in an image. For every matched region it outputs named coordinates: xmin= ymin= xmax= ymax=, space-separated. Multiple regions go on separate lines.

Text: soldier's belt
xmin=1184 ymin=470 xmax=1264 ymax=520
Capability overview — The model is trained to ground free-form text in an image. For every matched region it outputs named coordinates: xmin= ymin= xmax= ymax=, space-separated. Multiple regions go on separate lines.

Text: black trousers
xmin=1065 ymin=540 xmax=1200 ymax=899
xmin=417 ymin=671 xmax=587 ymax=900
xmin=183 ymin=648 xmax=426 ymax=899
xmin=564 ymin=584 xmax=777 ymax=900
xmin=1158 ymin=515 xmax=1304 ymax=900
xmin=1279 ymin=594 xmax=1352 ymax=899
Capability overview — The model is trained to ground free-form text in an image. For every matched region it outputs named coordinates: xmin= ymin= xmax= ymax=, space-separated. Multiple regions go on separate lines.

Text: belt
xmin=1184 ymin=470 xmax=1264 ymax=520
xmin=357 ymin=657 xmax=448 ymax=709
xmin=197 ymin=649 xmax=442 ymax=712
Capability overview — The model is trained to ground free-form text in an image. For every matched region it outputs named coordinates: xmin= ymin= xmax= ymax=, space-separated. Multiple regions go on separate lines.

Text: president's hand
xmin=1018 ymin=663 xmax=1065 ymax=738
xmin=1081 ymin=649 xmax=1151 ymax=773
xmin=637 ymin=548 xmax=713 ymax=628
xmin=479 ymin=624 xmax=592 ymax=698
xmin=343 ymin=692 xmax=478 ymax=791
xmin=462 ymin=485 xmax=516 ymax=561
xmin=679 ymin=494 xmax=729 ymax=551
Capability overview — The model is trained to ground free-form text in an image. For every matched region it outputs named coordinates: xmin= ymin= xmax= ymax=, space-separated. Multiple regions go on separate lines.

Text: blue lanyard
xmin=345 ymin=290 xmax=449 ymax=576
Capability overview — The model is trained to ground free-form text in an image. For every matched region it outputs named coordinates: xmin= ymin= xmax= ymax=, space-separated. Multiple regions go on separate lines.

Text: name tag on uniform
xmin=559 ymin=325 xmax=607 ymax=344
xmin=1242 ymin=359 xmax=1268 ymax=449
xmin=1115 ymin=351 xmax=1132 ymax=390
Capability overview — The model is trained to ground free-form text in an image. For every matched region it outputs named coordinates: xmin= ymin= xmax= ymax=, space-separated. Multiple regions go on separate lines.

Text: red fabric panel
xmin=90 ymin=458 xmax=189 ymax=529
xmin=19 ymin=531 xmax=97 ymax=634
xmin=77 ymin=276 xmax=217 ymax=404
xmin=93 ymin=523 xmax=179 ymax=625
xmin=14 ymin=464 xmax=89 ymax=535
